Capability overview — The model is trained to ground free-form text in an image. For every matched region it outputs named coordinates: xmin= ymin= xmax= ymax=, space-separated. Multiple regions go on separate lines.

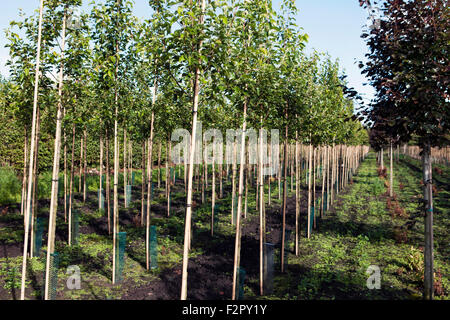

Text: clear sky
xmin=0 ymin=0 xmax=374 ymax=102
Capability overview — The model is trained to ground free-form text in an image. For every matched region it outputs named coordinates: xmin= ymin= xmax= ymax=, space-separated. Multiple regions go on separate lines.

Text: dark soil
xmin=0 ymin=172 xmax=338 ymax=300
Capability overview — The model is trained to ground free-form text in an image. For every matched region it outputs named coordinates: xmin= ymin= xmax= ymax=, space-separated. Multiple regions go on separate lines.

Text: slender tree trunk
xmin=79 ymin=135 xmax=83 ymax=193
xmin=336 ymin=145 xmax=340 ymax=196
xmin=211 ymin=143 xmax=215 ymax=236
xmin=295 ymin=133 xmax=299 ymax=256
xmin=307 ymin=142 xmax=312 ymax=239
xmin=326 ymin=145 xmax=330 ymax=213
xmin=231 ymin=141 xmax=237 ymax=224
xmin=124 ymin=129 xmax=127 ymax=208
xmin=165 ymin=142 xmax=169 ymax=198
xmin=44 ymin=11 xmax=67 ymax=299
xmin=423 ymin=141 xmax=434 ymax=300
xmin=201 ymin=149 xmax=205 ymax=204
xmin=181 ymin=0 xmax=205 ymax=300
xmin=100 ymin=134 xmax=104 ymax=211
xmin=20 ymin=0 xmax=44 ymax=299
xmin=390 ymin=142 xmax=394 ymax=197
xmin=141 ymin=141 xmax=145 ymax=226
xmin=106 ymin=132 xmax=111 ymax=235
xmin=258 ymin=124 xmax=264 ymax=295
xmin=205 ymin=146 xmax=208 ymax=188
xmin=129 ymin=140 xmax=132 ymax=187
xmin=219 ymin=162 xmax=223 ymax=199
xmin=21 ymin=128 xmax=28 ymax=217
xmin=268 ymin=141 xmax=272 ymax=206
xmin=64 ymin=111 xmax=67 ymax=222
xmin=146 ymin=85 xmax=156 ymax=270
xmin=83 ymin=128 xmax=87 ymax=203
xmin=232 ymin=95 xmax=247 ymax=300
xmin=184 ymin=145 xmax=188 ymax=193
xmin=331 ymin=143 xmax=335 ymax=205
xmin=30 ymin=109 xmax=40 ymax=258
xmin=167 ymin=139 xmax=171 ymax=217
xmin=278 ymin=149 xmax=281 ymax=200
xmin=157 ymin=142 xmax=161 ymax=189
xmin=281 ymin=106 xmax=288 ymax=273
xmin=321 ymin=147 xmax=325 ymax=217
xmin=312 ymin=147 xmax=316 ymax=229
xmin=69 ymin=123 xmax=75 ymax=244
xmin=112 ymin=7 xmax=121 ymax=282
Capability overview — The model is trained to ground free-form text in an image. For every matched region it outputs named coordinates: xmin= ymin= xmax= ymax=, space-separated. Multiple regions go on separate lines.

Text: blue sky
xmin=0 ymin=0 xmax=374 ymax=102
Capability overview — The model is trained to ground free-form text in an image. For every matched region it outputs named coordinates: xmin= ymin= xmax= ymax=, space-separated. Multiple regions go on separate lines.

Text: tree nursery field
xmin=0 ymin=0 xmax=448 ymax=302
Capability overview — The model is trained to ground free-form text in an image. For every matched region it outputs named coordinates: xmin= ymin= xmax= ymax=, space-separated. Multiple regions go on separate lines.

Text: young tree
xmin=359 ymin=0 xmax=449 ymax=299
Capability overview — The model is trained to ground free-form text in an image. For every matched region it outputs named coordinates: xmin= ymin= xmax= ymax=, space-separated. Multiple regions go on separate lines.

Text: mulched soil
xmin=0 ymin=173 xmax=332 ymax=300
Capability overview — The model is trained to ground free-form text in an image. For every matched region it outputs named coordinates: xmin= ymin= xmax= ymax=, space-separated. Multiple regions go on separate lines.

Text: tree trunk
xmin=295 ymin=133 xmax=299 ymax=256
xmin=64 ymin=111 xmax=67 ymax=222
xmin=79 ymin=135 xmax=83 ymax=193
xmin=211 ymin=143 xmax=215 ymax=236
xmin=157 ymin=141 xmax=161 ymax=189
xmin=100 ymin=134 xmax=104 ymax=211
xmin=83 ymin=128 xmax=87 ymax=203
xmin=112 ymin=16 xmax=120 ymax=283
xmin=231 ymin=141 xmax=237 ymax=224
xmin=21 ymin=128 xmax=28 ymax=217
xmin=124 ymin=129 xmax=127 ymax=208
xmin=258 ymin=125 xmax=264 ymax=295
xmin=326 ymin=145 xmax=330 ymax=212
xmin=146 ymin=85 xmax=156 ymax=270
xmin=307 ymin=142 xmax=312 ymax=239
xmin=219 ymin=162 xmax=223 ymax=199
xmin=167 ymin=138 xmax=171 ymax=217
xmin=106 ymin=131 xmax=111 ymax=235
xmin=181 ymin=0 xmax=205 ymax=300
xmin=312 ymin=146 xmax=316 ymax=229
xmin=69 ymin=123 xmax=75 ymax=244
xmin=422 ymin=141 xmax=434 ymax=300
xmin=281 ymin=106 xmax=288 ymax=273
xmin=44 ymin=11 xmax=67 ymax=299
xmin=141 ymin=141 xmax=145 ymax=226
xmin=20 ymin=0 xmax=44 ymax=299
xmin=232 ymin=95 xmax=247 ymax=300
xmin=321 ymin=146 xmax=326 ymax=217
xmin=30 ymin=108 xmax=40 ymax=258
xmin=390 ymin=142 xmax=394 ymax=197
xmin=268 ymin=140 xmax=272 ymax=206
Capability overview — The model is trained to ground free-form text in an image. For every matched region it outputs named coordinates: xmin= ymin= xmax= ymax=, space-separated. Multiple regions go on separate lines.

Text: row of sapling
xmin=359 ymin=0 xmax=449 ymax=300
xmin=4 ymin=0 xmax=372 ymax=300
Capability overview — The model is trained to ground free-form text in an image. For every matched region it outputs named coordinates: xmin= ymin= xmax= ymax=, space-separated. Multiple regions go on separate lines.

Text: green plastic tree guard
xmin=263 ymin=242 xmax=275 ymax=294
xmin=98 ymin=189 xmax=105 ymax=210
xmin=150 ymin=225 xmax=158 ymax=270
xmin=71 ymin=210 xmax=79 ymax=245
xmin=237 ymin=267 xmax=246 ymax=300
xmin=126 ymin=185 xmax=132 ymax=207
xmin=213 ymin=204 xmax=219 ymax=227
xmin=33 ymin=217 xmax=45 ymax=257
xmin=309 ymin=206 xmax=315 ymax=234
xmin=42 ymin=252 xmax=59 ymax=300
xmin=115 ymin=232 xmax=127 ymax=282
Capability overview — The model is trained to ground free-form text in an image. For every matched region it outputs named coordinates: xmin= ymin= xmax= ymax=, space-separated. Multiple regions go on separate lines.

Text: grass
xmin=245 ymin=153 xmax=449 ymax=300
xmin=0 ymin=155 xmax=448 ymax=300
